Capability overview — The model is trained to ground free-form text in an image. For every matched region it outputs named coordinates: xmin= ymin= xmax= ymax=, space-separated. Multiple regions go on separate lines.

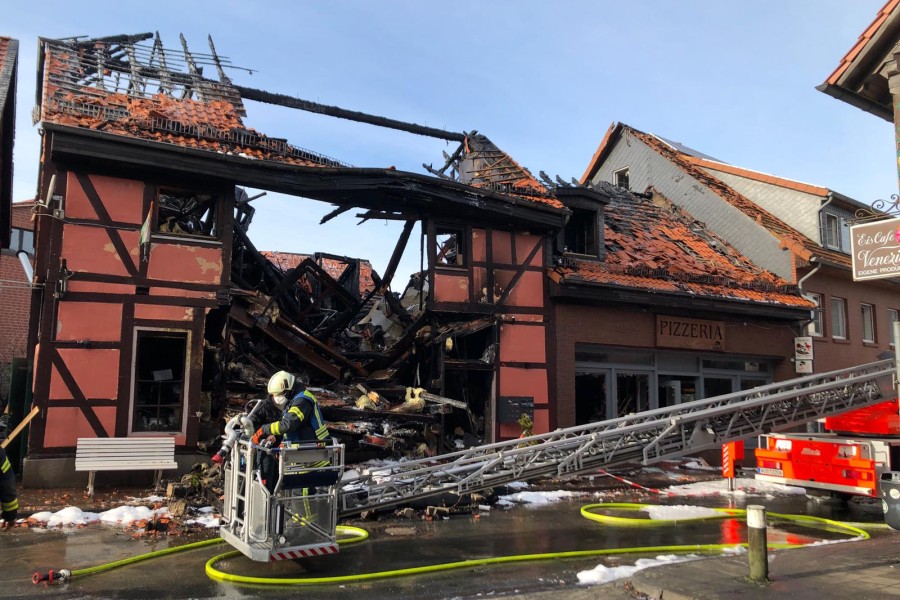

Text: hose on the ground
xmin=32 ymin=503 xmax=873 ymax=586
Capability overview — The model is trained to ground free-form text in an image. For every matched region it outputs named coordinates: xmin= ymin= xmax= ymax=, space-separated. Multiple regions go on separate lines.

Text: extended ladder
xmin=338 ymin=360 xmax=894 ymax=517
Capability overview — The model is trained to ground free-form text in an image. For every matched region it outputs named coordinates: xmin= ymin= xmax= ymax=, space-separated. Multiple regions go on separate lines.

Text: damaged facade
xmin=23 ymin=33 xmax=570 ymax=485
xmin=18 ymin=33 xmax=817 ymax=487
xmin=582 ymin=122 xmax=900 ymax=374
xmin=547 ymin=182 xmax=813 ymax=428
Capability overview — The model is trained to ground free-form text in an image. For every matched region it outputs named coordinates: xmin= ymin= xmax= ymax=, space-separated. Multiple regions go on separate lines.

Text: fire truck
xmin=218 ymin=360 xmax=899 ymax=562
xmin=755 ymin=399 xmax=900 ymax=509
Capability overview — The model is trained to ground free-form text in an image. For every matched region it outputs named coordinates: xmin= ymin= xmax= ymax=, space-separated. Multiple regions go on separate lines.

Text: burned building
xmin=23 ymin=33 xmax=570 ymax=485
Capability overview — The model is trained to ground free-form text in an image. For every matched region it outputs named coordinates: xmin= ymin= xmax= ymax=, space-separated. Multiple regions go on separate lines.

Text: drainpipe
xmin=796 ymin=256 xmax=821 ymax=331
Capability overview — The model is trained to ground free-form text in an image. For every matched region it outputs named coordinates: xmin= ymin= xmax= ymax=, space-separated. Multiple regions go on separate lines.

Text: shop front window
xmin=704 ymin=377 xmax=734 ymax=398
xmin=616 ymin=372 xmax=650 ymax=416
xmin=658 ymin=376 xmax=697 ymax=407
xmin=575 ymin=371 xmax=607 ymax=424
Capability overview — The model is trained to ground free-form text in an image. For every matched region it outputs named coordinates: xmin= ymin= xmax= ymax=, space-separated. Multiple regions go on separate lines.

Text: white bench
xmin=75 ymin=437 xmax=178 ymax=497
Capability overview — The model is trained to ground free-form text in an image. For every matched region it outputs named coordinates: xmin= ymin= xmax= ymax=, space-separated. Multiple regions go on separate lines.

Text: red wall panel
xmin=499 ymin=324 xmax=547 ymax=363
xmin=434 ymin=271 xmax=470 ymax=303
xmin=134 ymin=304 xmax=195 ymax=321
xmin=43 ymin=406 xmax=117 ymax=447
xmin=49 ymin=349 xmax=120 ymax=400
xmin=147 ymin=243 xmax=223 ymax=284
xmin=66 ymin=173 xmax=144 ymax=224
xmin=56 ymin=301 xmax=122 ymax=341
xmin=61 ymin=224 xmax=139 ymax=276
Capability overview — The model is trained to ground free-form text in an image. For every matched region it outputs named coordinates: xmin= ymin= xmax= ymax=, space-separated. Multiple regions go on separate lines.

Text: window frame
xmin=2 ymin=226 xmax=35 ymax=257
xmin=128 ymin=327 xmax=191 ymax=436
xmin=613 ymin=167 xmax=630 ymax=190
xmin=805 ymin=292 xmax=823 ymax=337
xmin=830 ymin=297 xmax=847 ymax=340
xmin=861 ymin=303 xmax=876 ymax=343
xmin=888 ymin=308 xmax=899 ymax=348
xmin=434 ymin=225 xmax=468 ymax=269
xmin=563 ymin=206 xmax=601 ymax=257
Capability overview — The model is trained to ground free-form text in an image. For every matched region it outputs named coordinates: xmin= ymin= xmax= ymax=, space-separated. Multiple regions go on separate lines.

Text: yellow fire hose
xmin=33 ymin=504 xmax=872 ymax=586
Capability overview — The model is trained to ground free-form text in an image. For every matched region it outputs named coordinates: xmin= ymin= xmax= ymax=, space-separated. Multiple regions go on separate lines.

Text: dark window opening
xmin=575 ymin=371 xmax=606 ymax=424
xmin=614 ymin=168 xmax=630 ymax=189
xmin=435 ymin=227 xmax=466 ymax=267
xmin=133 ymin=330 xmax=188 ymax=433
xmin=156 ymin=190 xmax=218 ymax=238
xmin=616 ymin=372 xmax=649 ymax=416
xmin=564 ymin=207 xmax=599 ymax=256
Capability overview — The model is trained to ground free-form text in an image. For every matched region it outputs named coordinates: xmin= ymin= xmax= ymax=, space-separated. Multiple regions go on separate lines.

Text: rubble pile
xmin=194 ymin=200 xmax=497 ymax=460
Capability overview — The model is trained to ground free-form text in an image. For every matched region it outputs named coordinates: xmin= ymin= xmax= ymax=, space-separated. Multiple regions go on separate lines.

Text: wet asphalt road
xmin=2 ymin=491 xmax=888 ymax=600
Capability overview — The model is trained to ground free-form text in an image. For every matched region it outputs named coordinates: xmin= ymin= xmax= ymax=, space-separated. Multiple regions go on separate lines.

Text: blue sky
xmin=5 ymin=1 xmax=894 ymax=281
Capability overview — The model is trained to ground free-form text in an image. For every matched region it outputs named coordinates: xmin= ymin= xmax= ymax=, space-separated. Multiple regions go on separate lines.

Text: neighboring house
xmin=817 ymin=0 xmax=900 ymax=126
xmin=0 ymin=37 xmax=16 ymax=250
xmin=0 ymin=201 xmax=34 ymax=401
xmin=581 ymin=122 xmax=900 ymax=375
xmin=548 ymin=182 xmax=813 ymax=428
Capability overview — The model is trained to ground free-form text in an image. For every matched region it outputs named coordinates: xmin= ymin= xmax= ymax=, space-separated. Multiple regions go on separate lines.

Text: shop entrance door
xmin=615 ymin=372 xmax=650 ymax=417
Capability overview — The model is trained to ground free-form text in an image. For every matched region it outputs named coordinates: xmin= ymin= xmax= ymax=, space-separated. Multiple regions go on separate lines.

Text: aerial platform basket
xmin=220 ymin=439 xmax=344 ymax=562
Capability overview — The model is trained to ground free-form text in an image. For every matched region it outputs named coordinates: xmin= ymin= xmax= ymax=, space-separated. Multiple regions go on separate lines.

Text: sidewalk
xmin=628 ymin=532 xmax=899 ymax=600
xmin=510 ymin=532 xmax=899 ymax=600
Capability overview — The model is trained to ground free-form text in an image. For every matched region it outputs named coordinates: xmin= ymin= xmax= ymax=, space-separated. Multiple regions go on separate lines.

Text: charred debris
xmin=35 ymin=32 xmax=586 ymax=461
xmin=216 ymin=202 xmax=495 ymax=460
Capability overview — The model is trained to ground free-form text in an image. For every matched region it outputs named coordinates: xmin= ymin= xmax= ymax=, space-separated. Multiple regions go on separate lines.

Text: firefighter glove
xmin=252 ymin=428 xmax=265 ymax=445
xmin=210 ymin=452 xmax=224 ymax=465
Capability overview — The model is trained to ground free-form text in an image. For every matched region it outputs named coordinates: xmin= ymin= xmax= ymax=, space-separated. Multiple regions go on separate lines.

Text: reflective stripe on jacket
xmin=0 ymin=447 xmax=19 ymax=515
xmin=262 ymin=390 xmax=331 ymax=444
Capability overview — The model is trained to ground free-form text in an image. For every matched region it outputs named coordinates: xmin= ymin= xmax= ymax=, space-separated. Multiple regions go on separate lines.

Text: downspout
xmin=796 ymin=257 xmax=821 ymax=331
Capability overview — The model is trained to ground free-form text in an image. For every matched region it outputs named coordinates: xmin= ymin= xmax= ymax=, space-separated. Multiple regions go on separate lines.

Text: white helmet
xmin=267 ymin=371 xmax=295 ymax=407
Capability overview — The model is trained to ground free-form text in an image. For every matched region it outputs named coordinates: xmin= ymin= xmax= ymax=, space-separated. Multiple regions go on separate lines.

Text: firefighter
xmin=252 ymin=371 xmax=332 ymax=492
xmin=0 ymin=446 xmax=19 ymax=529
xmin=253 ymin=371 xmax=331 ymax=448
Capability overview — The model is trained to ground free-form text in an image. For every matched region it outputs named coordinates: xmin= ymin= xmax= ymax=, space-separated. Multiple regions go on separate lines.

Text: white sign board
xmin=850 ymin=217 xmax=900 ymax=281
xmin=794 ymin=336 xmax=813 ymax=360
xmin=795 ymin=359 xmax=813 ymax=374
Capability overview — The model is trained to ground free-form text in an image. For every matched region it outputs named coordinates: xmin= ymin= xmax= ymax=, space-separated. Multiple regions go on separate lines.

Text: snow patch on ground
xmin=577 ymin=554 xmax=698 ymax=584
xmin=28 ymin=505 xmax=170 ymax=527
xmin=496 ymin=489 xmax=582 ymax=507
xmin=29 ymin=506 xmax=100 ymax=527
xmin=99 ymin=505 xmax=168 ymax=525
xmin=666 ymin=477 xmax=806 ymax=497
xmin=642 ymin=504 xmax=722 ymax=520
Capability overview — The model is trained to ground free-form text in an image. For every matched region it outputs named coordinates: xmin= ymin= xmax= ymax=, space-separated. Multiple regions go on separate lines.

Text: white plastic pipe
xmin=17 ymin=251 xmax=33 ymax=283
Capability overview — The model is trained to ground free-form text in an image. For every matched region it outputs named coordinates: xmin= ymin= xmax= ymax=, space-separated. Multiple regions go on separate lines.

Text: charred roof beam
xmin=236 ymin=85 xmax=465 ymax=142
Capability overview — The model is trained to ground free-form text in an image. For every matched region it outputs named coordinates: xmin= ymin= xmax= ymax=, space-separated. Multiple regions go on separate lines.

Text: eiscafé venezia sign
xmin=656 ymin=315 xmax=725 ymax=351
xmin=851 ymin=217 xmax=900 ymax=281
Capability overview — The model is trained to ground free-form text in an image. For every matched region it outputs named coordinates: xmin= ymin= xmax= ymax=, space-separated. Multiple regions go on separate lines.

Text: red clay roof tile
xmin=587 ymin=125 xmax=850 ymax=269
xmin=552 ymin=190 xmax=813 ymax=310
xmin=824 ymin=0 xmax=900 ymax=86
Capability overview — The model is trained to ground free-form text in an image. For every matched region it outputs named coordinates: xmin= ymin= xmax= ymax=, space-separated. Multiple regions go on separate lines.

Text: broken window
xmin=435 ymin=227 xmax=466 ymax=267
xmin=156 ymin=189 xmax=219 ymax=238
xmin=132 ymin=330 xmax=188 ymax=433
xmin=564 ymin=207 xmax=599 ymax=256
xmin=613 ymin=167 xmax=630 ymax=189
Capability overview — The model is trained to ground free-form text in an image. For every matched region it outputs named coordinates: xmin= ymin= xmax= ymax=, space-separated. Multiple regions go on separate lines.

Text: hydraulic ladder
xmin=338 ymin=360 xmax=894 ymax=517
